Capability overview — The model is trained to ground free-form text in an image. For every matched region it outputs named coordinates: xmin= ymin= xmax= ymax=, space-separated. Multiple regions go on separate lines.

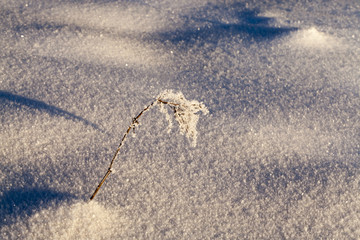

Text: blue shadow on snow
xmin=0 ymin=187 xmax=75 ymax=226
xmin=0 ymin=90 xmax=103 ymax=132
xmin=153 ymin=9 xmax=297 ymax=47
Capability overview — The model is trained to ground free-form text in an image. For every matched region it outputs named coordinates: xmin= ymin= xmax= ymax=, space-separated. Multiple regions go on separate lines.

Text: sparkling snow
xmin=1 ymin=0 xmax=359 ymax=239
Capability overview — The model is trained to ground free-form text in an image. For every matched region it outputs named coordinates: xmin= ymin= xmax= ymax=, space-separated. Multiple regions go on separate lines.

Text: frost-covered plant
xmin=90 ymin=90 xmax=208 ymax=200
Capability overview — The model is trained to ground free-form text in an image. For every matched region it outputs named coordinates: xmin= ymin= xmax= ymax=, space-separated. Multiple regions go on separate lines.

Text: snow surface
xmin=1 ymin=0 xmax=359 ymax=239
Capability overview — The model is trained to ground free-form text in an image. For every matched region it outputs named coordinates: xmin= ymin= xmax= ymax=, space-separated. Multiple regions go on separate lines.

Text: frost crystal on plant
xmin=90 ymin=90 xmax=208 ymax=200
xmin=157 ymin=100 xmax=173 ymax=134
xmin=157 ymin=90 xmax=209 ymax=147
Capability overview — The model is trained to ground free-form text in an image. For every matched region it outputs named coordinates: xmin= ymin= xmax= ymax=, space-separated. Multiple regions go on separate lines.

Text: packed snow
xmin=1 ymin=0 xmax=359 ymax=239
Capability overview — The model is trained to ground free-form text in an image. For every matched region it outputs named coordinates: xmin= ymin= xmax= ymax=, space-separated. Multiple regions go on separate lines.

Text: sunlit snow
xmin=1 ymin=0 xmax=359 ymax=239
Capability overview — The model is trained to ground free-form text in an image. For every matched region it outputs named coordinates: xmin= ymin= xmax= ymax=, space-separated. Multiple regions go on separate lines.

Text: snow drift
xmin=1 ymin=0 xmax=359 ymax=239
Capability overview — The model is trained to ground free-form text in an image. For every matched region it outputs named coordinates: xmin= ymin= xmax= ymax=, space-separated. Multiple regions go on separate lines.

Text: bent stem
xmin=90 ymin=98 xmax=178 ymax=200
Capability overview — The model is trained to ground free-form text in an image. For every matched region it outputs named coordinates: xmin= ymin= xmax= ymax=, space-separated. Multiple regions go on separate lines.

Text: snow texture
xmin=1 ymin=0 xmax=360 ymax=239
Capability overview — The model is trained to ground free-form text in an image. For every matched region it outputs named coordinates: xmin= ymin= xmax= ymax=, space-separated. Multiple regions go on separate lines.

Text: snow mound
xmin=39 ymin=2 xmax=178 ymax=34
xmin=288 ymin=27 xmax=342 ymax=50
xmin=1 ymin=201 xmax=127 ymax=240
xmin=32 ymin=34 xmax=169 ymax=69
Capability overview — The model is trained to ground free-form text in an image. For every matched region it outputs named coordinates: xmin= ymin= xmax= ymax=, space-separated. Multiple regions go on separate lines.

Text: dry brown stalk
xmin=89 ymin=98 xmax=178 ymax=200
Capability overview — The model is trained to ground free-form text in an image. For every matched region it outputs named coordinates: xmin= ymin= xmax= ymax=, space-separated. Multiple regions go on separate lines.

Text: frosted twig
xmin=90 ymin=90 xmax=208 ymax=200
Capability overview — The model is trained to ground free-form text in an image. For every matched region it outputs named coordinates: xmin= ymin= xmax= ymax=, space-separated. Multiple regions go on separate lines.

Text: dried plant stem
xmin=90 ymin=98 xmax=178 ymax=200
